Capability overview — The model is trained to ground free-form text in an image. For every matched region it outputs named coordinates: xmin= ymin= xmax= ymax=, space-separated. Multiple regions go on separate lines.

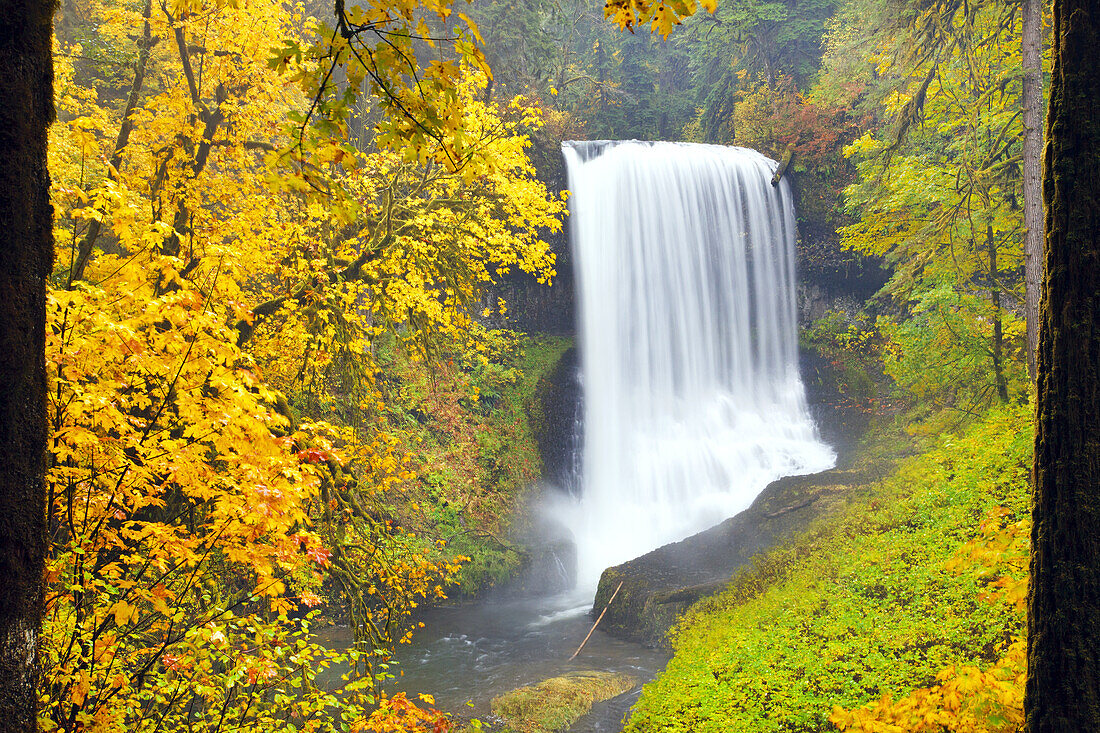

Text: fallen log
xmin=570 ymin=581 xmax=624 ymax=660
xmin=771 ymin=146 xmax=794 ymax=187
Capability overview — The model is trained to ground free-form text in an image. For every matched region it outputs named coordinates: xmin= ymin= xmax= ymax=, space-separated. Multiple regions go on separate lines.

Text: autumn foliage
xmin=44 ymin=0 xmax=563 ymax=729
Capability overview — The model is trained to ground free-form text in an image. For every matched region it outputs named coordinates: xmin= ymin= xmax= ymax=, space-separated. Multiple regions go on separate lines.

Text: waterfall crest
xmin=557 ymin=141 xmax=836 ymax=589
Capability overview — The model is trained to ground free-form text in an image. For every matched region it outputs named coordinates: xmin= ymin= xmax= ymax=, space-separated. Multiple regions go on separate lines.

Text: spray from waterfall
xmin=554 ymin=141 xmax=836 ymax=590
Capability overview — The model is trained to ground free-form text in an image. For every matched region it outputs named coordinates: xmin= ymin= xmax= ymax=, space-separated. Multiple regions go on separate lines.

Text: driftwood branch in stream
xmin=770 ymin=146 xmax=794 ymax=187
xmin=569 ymin=581 xmax=624 ymax=661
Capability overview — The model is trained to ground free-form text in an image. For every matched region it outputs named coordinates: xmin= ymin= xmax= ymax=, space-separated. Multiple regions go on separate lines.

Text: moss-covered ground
xmin=490 ymin=671 xmax=637 ymax=733
xmin=623 ymin=404 xmax=1031 ymax=732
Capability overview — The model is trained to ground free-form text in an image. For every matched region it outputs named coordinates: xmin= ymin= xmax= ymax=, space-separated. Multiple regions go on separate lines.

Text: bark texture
xmin=1025 ymin=0 xmax=1100 ymax=730
xmin=0 ymin=2 xmax=56 ymax=731
xmin=1021 ymin=0 xmax=1044 ymax=380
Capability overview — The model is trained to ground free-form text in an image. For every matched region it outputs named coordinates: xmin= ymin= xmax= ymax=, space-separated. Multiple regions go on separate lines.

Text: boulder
xmin=591 ymin=467 xmax=875 ymax=647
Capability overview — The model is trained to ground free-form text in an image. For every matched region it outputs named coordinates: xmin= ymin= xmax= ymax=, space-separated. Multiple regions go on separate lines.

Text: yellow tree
xmin=838 ymin=0 xmax=1033 ymax=411
xmin=45 ymin=0 xmax=563 ymax=729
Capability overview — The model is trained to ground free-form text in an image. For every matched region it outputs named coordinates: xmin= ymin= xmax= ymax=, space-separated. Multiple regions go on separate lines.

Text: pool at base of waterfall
xmin=316 ymin=591 xmax=670 ymax=731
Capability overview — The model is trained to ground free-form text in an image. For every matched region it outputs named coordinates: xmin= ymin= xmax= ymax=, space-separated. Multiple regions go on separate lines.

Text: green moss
xmin=624 ymin=404 xmax=1032 ymax=733
xmin=491 ymin=671 xmax=638 ymax=733
xmin=402 ymin=332 xmax=573 ymax=595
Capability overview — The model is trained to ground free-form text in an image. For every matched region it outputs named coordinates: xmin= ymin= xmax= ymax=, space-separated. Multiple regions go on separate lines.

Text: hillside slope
xmin=624 ymin=405 xmax=1031 ymax=732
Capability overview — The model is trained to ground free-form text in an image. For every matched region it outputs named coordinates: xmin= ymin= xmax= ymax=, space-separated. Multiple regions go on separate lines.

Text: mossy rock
xmin=527 ymin=346 xmax=580 ymax=488
xmin=592 ymin=467 xmax=879 ymax=647
xmin=490 ymin=670 xmax=637 ymax=733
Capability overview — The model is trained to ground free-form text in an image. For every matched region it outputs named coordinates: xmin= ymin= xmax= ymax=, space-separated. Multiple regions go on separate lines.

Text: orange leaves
xmin=298 ymin=448 xmax=331 ymax=464
xmin=830 ymin=641 xmax=1026 ymax=733
xmin=601 ymin=0 xmax=712 ymax=37
xmin=68 ymin=670 xmax=91 ymax=707
xmin=358 ymin=692 xmax=453 ymax=733
xmin=112 ymin=601 xmax=139 ymax=628
xmin=150 ymin=584 xmax=172 ymax=615
xmin=306 ymin=546 xmax=333 ymax=567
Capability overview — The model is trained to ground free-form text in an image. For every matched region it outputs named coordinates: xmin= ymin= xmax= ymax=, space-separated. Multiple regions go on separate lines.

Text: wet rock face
xmin=493 ymin=513 xmax=578 ymax=598
xmin=529 ymin=347 xmax=581 ymax=493
xmin=511 ymin=520 xmax=578 ymax=597
xmin=795 ymin=225 xmax=888 ymax=328
xmin=489 ymin=262 xmax=575 ymax=335
xmin=492 ymin=344 xmax=581 ymax=598
xmin=591 ymin=467 xmax=875 ymax=648
xmin=799 ymin=348 xmax=878 ymax=463
xmin=520 ymin=538 xmax=577 ymax=596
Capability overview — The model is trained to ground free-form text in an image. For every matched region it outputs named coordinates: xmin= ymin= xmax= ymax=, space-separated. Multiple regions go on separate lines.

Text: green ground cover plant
xmin=624 ymin=404 xmax=1031 ymax=733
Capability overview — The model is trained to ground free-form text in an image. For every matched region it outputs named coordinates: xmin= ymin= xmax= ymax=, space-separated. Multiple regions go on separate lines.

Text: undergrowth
xmin=624 ymin=404 xmax=1032 ymax=733
xmin=393 ymin=332 xmax=573 ymax=594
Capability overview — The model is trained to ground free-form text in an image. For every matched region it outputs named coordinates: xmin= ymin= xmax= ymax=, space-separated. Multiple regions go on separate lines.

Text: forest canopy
xmin=45 ymin=0 xmax=564 ymax=729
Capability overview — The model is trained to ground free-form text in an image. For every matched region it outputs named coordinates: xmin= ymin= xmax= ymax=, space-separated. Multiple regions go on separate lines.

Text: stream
xmin=319 ymin=590 xmax=670 ymax=731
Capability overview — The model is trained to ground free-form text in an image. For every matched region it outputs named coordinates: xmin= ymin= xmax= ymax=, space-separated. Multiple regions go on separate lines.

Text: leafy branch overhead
xmin=265 ymin=0 xmax=495 ymax=195
xmin=603 ymin=0 xmax=717 ymax=38
xmin=45 ymin=0 xmax=563 ymax=729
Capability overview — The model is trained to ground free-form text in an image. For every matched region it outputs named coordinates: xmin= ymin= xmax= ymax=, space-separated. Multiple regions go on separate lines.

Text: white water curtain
xmin=557 ymin=141 xmax=835 ymax=589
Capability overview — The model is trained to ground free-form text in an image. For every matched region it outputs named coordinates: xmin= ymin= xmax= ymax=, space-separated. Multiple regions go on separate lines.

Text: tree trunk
xmin=0 ymin=2 xmax=56 ymax=732
xmin=770 ymin=146 xmax=794 ymax=187
xmin=67 ymin=0 xmax=153 ymax=287
xmin=1025 ymin=0 xmax=1100 ymax=730
xmin=988 ymin=224 xmax=1008 ymax=402
xmin=1021 ymin=0 xmax=1044 ymax=381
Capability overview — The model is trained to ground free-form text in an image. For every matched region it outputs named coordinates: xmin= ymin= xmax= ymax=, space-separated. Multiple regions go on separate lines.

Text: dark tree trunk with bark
xmin=1025 ymin=0 xmax=1100 ymax=730
xmin=0 ymin=2 xmax=56 ymax=732
xmin=1021 ymin=0 xmax=1044 ymax=381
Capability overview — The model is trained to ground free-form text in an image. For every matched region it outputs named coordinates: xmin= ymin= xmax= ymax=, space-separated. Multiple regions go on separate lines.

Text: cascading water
xmin=556 ymin=140 xmax=836 ymax=589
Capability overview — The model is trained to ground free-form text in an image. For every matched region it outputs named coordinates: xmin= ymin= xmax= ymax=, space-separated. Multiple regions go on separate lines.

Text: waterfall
xmin=556 ymin=140 xmax=836 ymax=589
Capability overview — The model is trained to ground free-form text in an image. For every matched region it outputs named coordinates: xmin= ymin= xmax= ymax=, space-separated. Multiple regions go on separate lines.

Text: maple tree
xmin=44 ymin=0 xmax=563 ymax=729
xmin=838 ymin=0 xmax=1034 ymax=410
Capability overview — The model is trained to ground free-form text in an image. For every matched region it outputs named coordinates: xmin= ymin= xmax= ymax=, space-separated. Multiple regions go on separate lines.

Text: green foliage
xmin=682 ymin=0 xmax=840 ymax=139
xmin=834 ymin=0 xmax=1038 ymax=408
xmin=381 ymin=332 xmax=573 ymax=595
xmin=463 ymin=0 xmax=559 ymax=100
xmin=877 ymin=282 xmax=1028 ymax=414
xmin=624 ymin=404 xmax=1032 ymax=733
xmin=801 ymin=310 xmax=883 ymax=406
